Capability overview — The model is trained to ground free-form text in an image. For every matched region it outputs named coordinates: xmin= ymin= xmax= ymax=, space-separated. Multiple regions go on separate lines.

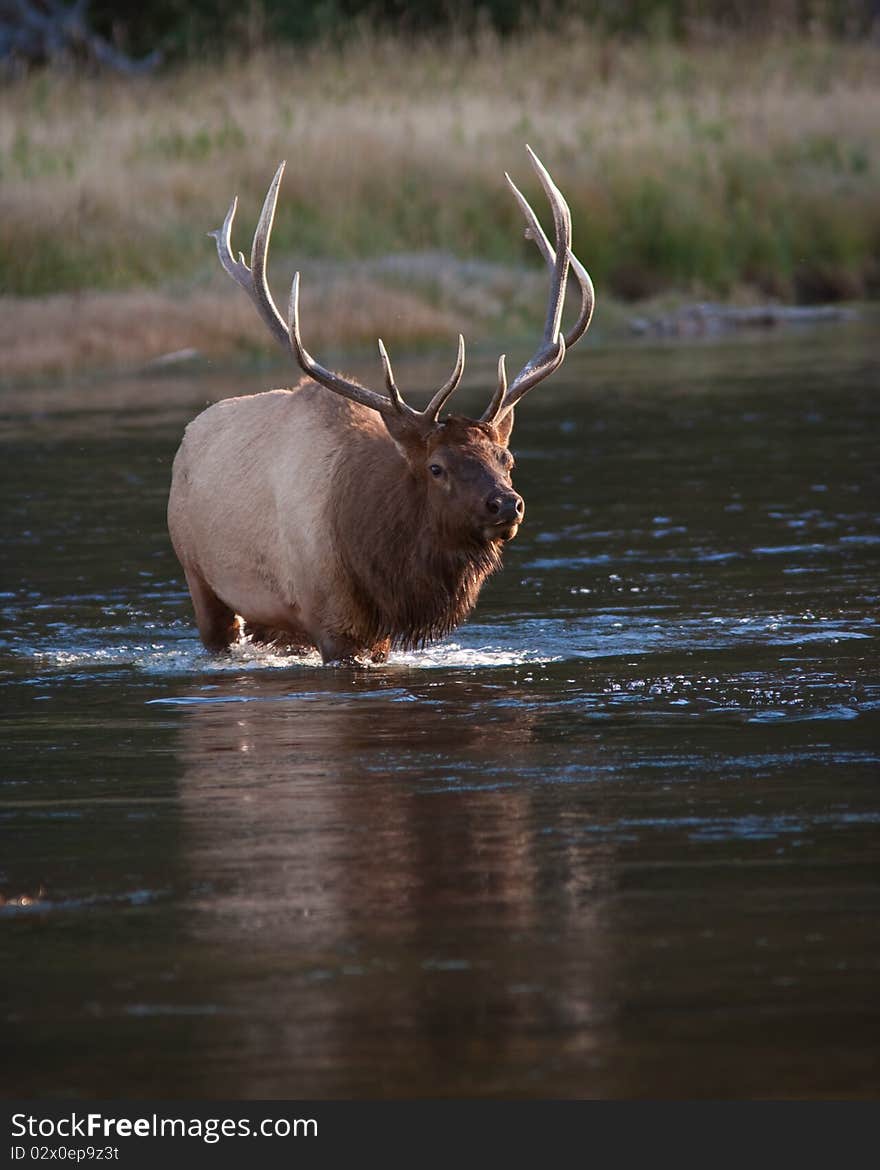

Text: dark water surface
xmin=2 ymin=321 xmax=878 ymax=1099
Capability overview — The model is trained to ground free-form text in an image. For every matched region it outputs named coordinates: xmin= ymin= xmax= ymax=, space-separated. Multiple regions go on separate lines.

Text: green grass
xmin=1 ymin=23 xmax=878 ymax=303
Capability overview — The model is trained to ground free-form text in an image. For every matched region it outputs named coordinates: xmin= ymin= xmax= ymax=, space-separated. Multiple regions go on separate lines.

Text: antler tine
xmin=506 ymin=172 xmax=595 ymax=349
xmin=482 ymin=147 xmax=594 ymax=424
xmin=421 ymin=334 xmax=466 ymax=423
xmin=525 ymin=144 xmax=571 ymax=350
xmin=288 ymin=273 xmax=402 ymax=415
xmin=209 ymin=163 xmax=290 ymax=351
xmin=248 ymin=161 xmax=292 ymax=349
xmin=563 ymin=250 xmax=596 ymax=350
xmin=377 ymin=339 xmax=410 ymax=415
xmin=483 ymin=354 xmax=508 ymax=424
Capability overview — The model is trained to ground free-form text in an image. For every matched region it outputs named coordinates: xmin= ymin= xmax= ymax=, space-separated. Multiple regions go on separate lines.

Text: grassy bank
xmin=1 ymin=23 xmax=878 ymax=375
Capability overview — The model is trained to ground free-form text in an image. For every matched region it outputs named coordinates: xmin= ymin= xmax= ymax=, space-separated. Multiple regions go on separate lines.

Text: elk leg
xmin=183 ymin=566 xmax=237 ymax=652
xmin=370 ymin=638 xmax=391 ymax=664
xmin=317 ymin=631 xmax=368 ymax=666
xmin=317 ymin=633 xmax=392 ymax=666
xmin=243 ymin=622 xmax=315 ymax=655
xmin=318 ymin=633 xmax=358 ymax=665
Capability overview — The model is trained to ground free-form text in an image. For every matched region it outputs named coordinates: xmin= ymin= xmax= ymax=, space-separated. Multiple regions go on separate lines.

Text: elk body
xmin=168 ymin=148 xmax=594 ymax=664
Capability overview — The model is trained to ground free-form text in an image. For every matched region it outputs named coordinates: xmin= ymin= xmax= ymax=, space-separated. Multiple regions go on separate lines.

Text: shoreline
xmin=0 ymin=275 xmax=865 ymax=386
xmin=3 ymin=34 xmax=877 ymax=333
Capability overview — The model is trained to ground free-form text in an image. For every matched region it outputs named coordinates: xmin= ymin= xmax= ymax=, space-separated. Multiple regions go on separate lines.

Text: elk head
xmin=209 ymin=146 xmax=594 ymax=548
xmin=416 ymin=416 xmax=522 ymax=547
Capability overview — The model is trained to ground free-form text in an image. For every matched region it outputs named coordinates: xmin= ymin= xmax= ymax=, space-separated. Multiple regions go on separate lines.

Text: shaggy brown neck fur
xmin=330 ymin=428 xmax=503 ymax=650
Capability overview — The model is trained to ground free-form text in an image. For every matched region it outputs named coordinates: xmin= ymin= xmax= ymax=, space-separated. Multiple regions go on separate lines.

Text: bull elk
xmin=167 ymin=147 xmax=594 ymax=664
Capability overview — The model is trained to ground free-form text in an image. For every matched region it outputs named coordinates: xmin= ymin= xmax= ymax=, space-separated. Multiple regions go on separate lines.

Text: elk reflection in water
xmin=171 ymin=670 xmax=617 ymax=1096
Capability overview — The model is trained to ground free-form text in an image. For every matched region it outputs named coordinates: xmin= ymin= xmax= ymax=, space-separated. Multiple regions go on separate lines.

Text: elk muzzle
xmin=484 ymin=490 xmax=525 ymax=540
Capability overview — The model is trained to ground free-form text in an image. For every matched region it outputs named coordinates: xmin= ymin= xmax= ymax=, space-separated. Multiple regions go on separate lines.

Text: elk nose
xmin=486 ymin=491 xmax=524 ymax=524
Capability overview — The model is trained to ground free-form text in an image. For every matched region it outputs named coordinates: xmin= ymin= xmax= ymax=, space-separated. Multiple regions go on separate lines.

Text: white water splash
xmin=391 ymin=641 xmax=555 ymax=669
xmin=23 ymin=604 xmax=873 ymax=680
xmin=29 ymin=631 xmax=551 ymax=676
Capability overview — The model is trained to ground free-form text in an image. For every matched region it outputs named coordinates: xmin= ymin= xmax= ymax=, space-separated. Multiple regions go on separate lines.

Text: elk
xmin=167 ymin=147 xmax=594 ymax=664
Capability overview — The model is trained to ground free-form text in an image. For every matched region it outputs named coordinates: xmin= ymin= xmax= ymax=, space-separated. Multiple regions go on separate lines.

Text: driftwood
xmin=0 ymin=1 xmax=161 ymax=74
xmin=629 ymin=302 xmax=858 ymax=337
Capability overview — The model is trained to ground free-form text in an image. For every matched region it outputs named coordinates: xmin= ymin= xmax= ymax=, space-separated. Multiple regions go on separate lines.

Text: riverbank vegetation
xmin=1 ymin=11 xmax=877 ymax=376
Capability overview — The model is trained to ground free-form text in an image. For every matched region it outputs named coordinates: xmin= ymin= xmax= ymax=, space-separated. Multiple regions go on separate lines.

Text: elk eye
xmin=429 ymin=464 xmax=444 ymax=477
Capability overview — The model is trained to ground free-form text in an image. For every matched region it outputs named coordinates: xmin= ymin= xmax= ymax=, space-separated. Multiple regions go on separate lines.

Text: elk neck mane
xmin=329 ymin=421 xmax=503 ymax=650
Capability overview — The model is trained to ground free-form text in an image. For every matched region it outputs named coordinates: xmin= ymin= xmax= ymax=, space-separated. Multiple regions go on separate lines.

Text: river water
xmin=2 ymin=319 xmax=878 ymax=1099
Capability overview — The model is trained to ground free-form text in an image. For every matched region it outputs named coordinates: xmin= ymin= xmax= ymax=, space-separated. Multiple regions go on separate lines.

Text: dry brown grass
xmin=0 ymin=279 xmax=468 ymax=379
xmin=1 ymin=22 xmax=878 ymax=377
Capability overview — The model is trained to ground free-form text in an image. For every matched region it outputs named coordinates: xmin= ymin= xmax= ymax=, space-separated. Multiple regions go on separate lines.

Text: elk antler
xmin=289 ymin=272 xmax=465 ymax=426
xmin=211 ymin=149 xmax=593 ymax=433
xmin=481 ymin=145 xmax=594 ymax=425
xmin=211 ymin=161 xmax=464 ymax=429
xmin=210 ymin=162 xmax=290 ymax=350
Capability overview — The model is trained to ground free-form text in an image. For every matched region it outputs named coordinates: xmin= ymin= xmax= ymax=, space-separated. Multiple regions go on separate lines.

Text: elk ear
xmin=493 ymin=408 xmax=515 ymax=448
xmin=380 ymin=410 xmax=428 ymax=462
